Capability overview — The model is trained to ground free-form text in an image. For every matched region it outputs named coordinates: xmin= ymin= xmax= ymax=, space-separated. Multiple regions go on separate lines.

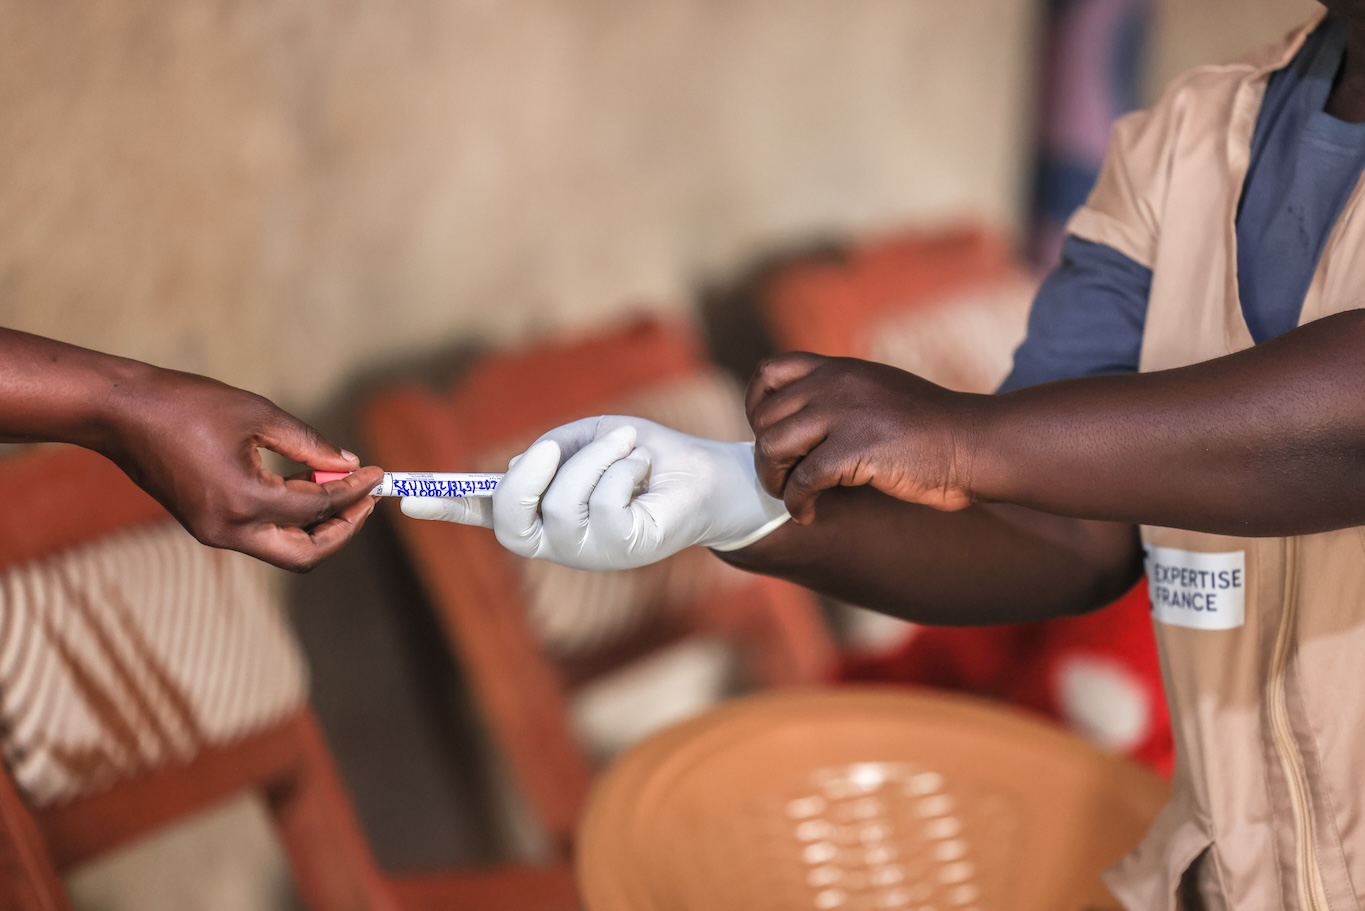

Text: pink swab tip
xmin=312 ymin=471 xmax=353 ymax=484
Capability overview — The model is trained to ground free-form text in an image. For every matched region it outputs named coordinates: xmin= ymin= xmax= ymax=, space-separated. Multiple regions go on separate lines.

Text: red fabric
xmin=840 ymin=582 xmax=1173 ymax=776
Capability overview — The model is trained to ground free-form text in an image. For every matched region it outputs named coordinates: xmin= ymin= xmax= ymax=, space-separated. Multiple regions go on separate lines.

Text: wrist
xmin=0 ymin=328 xmax=156 ymax=455
xmin=706 ymin=440 xmax=791 ymax=551
xmin=958 ymin=391 xmax=1015 ymax=505
xmin=78 ymin=355 xmax=165 ymax=460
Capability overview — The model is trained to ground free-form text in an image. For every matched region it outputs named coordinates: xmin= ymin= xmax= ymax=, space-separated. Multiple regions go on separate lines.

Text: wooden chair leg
xmin=0 ymin=770 xmax=68 ymax=911
xmin=264 ymin=715 xmax=399 ymax=911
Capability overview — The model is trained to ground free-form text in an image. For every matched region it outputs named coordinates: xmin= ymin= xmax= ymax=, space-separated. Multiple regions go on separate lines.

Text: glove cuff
xmin=706 ymin=441 xmax=791 ymax=551
xmin=710 ymin=512 xmax=792 ymax=551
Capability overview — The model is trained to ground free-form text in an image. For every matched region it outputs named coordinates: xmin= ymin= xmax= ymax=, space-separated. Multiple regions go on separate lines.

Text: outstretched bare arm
xmin=0 ymin=327 xmax=383 ymax=571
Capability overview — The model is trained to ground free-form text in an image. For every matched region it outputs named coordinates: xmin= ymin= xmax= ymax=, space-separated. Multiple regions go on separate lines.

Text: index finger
xmin=753 ymin=409 xmax=828 ymax=502
xmin=254 ymin=405 xmax=360 ymax=473
xmin=745 ymin=352 xmax=826 ymax=426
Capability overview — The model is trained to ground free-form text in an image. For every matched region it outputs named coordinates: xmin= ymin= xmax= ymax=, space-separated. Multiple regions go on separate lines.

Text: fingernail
xmin=341 ymin=449 xmax=359 ymax=464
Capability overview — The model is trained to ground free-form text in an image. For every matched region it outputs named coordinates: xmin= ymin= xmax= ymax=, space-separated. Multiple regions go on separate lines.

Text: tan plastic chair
xmin=577 ymin=687 xmax=1168 ymax=911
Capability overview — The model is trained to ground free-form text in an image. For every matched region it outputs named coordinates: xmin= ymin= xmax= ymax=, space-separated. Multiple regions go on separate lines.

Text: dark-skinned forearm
xmin=972 ymin=308 xmax=1365 ymax=537
xmin=0 ymin=328 xmax=148 ymax=452
xmin=719 ymin=487 xmax=1142 ymax=624
xmin=0 ymin=327 xmax=382 ymax=572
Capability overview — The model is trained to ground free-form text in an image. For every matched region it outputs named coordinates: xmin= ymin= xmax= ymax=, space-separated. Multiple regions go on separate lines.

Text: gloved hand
xmin=399 ymin=416 xmax=790 ymax=570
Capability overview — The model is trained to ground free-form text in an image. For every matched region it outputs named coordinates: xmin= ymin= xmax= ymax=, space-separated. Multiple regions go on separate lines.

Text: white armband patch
xmin=1144 ymin=545 xmax=1246 ymax=631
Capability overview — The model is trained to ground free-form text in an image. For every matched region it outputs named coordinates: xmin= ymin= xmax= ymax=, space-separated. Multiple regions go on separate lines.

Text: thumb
xmin=492 ymin=438 xmax=562 ymax=558
xmin=400 ymin=496 xmax=493 ymax=528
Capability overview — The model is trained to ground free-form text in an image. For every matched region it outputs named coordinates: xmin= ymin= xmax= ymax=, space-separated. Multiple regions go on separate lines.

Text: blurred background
xmin=0 ymin=1 xmax=1319 ymax=908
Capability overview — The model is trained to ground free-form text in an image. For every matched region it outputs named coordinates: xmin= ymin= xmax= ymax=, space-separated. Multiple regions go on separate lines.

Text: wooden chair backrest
xmin=362 ymin=317 xmax=835 ymax=856
xmin=0 ymin=445 xmax=395 ymax=911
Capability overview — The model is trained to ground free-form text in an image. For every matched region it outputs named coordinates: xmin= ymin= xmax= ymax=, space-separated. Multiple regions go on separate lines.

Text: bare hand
xmin=103 ymin=367 xmax=382 ymax=572
xmin=745 ymin=352 xmax=983 ymax=524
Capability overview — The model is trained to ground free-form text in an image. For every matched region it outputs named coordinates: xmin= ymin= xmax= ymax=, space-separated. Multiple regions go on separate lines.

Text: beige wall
xmin=0 ymin=1 xmax=1333 ymax=419
xmin=1149 ymin=0 xmax=1321 ymax=97
xmin=0 ymin=0 xmax=1037 ymax=418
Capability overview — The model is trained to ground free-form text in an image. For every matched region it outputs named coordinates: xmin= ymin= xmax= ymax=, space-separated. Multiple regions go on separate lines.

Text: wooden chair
xmin=0 ymin=443 xmax=577 ymax=911
xmin=577 ymin=687 xmax=1170 ymax=911
xmin=361 ymin=317 xmax=836 ymax=860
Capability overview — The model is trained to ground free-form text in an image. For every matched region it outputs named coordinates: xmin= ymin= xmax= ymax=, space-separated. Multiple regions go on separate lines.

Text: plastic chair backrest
xmin=577 ymin=687 xmax=1168 ymax=911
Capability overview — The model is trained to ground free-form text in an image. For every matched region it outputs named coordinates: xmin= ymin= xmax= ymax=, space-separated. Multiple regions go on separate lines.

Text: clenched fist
xmin=746 ymin=352 xmax=986 ymax=523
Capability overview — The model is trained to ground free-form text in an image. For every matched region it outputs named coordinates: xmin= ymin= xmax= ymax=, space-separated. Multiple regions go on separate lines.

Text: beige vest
xmin=1068 ymin=12 xmax=1365 ymax=911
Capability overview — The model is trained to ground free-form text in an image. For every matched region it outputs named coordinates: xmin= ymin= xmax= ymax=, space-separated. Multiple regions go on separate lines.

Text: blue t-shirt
xmin=1001 ymin=15 xmax=1365 ymax=392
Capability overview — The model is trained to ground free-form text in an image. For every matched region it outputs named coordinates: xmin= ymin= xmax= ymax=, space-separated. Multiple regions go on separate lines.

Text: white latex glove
xmin=399 ymin=416 xmax=790 ymax=570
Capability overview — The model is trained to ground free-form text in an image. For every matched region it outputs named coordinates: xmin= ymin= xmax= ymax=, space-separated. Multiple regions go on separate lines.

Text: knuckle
xmin=310 ymin=495 xmax=335 ymax=526
xmin=243 ymin=392 xmax=283 ymax=425
xmin=282 ymin=553 xmax=316 ymax=574
xmin=756 ymin=352 xmax=795 ymax=378
xmin=540 ymin=492 xmax=575 ymax=530
xmin=221 ymin=495 xmax=258 ymax=526
xmin=494 ymin=523 xmax=535 ymax=557
xmin=492 ymin=525 xmax=517 ymax=552
xmin=192 ymin=523 xmax=232 ymax=550
xmin=754 ymin=434 xmax=784 ymax=465
xmin=245 ymin=389 xmax=274 ymax=410
xmin=268 ymin=539 xmax=318 ymax=573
